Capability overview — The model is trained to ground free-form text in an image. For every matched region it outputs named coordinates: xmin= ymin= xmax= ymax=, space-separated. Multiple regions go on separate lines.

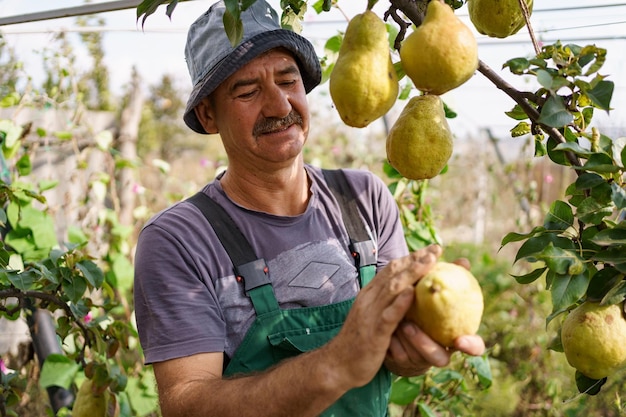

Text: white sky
xmin=1 ymin=0 xmax=625 ymax=143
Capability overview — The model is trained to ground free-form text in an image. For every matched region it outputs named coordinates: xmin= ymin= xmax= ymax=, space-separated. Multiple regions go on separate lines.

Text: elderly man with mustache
xmin=133 ymin=1 xmax=485 ymax=416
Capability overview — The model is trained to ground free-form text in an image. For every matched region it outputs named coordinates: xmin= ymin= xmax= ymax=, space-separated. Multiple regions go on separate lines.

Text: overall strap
xmin=187 ymin=192 xmax=279 ymax=315
xmin=322 ymin=169 xmax=378 ymax=287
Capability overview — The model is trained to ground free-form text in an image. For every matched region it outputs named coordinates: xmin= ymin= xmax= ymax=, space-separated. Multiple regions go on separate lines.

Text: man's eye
xmin=237 ymin=90 xmax=256 ymax=99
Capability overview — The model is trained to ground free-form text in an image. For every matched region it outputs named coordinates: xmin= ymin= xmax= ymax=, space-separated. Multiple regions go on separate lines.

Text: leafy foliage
xmin=500 ymin=41 xmax=625 ymax=393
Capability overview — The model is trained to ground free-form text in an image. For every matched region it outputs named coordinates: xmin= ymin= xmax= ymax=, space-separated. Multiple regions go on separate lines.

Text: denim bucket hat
xmin=183 ymin=0 xmax=322 ymax=134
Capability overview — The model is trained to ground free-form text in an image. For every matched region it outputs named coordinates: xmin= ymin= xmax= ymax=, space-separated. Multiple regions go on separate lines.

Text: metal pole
xmin=0 ymin=0 xmax=142 ymax=26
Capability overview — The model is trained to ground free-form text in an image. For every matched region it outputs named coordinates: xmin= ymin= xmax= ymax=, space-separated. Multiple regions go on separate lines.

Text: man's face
xmin=196 ymin=49 xmax=310 ymax=168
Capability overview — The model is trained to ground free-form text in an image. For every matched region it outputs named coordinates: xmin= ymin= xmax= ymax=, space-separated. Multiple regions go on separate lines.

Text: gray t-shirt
xmin=134 ymin=165 xmax=408 ymax=364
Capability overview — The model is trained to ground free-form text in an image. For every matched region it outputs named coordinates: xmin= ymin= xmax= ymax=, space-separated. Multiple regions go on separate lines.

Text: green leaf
xmin=7 ymin=269 xmax=39 ymax=291
xmin=62 ymin=276 xmax=87 ymax=304
xmin=538 ymin=95 xmax=574 ymax=128
xmin=503 ymin=57 xmax=530 ymax=74
xmin=552 ymin=142 xmax=593 ymax=158
xmin=504 ymin=104 xmax=529 ymax=121
xmin=590 ymin=228 xmax=626 ymax=246
xmin=584 ymin=80 xmax=614 ymax=111
xmin=550 ymin=272 xmax=590 ymax=318
xmin=417 ymin=401 xmax=438 ymax=417
xmin=575 ymin=371 xmax=606 ymax=395
xmin=611 ymin=136 xmax=626 ymax=167
xmin=574 ymin=172 xmax=605 ymax=190
xmin=389 ymin=377 xmax=421 ymax=405
xmin=592 ymin=247 xmax=626 ymax=263
xmin=125 ymin=371 xmax=159 ymax=416
xmin=611 ymin=183 xmax=626 ymax=209
xmin=537 ymin=244 xmax=585 ymax=276
xmin=511 ymin=267 xmax=547 ymax=284
xmin=500 ymin=226 xmax=546 ymax=247
xmin=39 ymin=354 xmax=80 ymax=390
xmin=536 ymin=69 xmax=553 ymax=90
xmin=600 ymin=280 xmax=626 ymax=306
xmin=223 ymin=6 xmax=243 ymax=47
xmin=77 ymin=260 xmax=104 ymax=288
xmin=544 ymin=200 xmax=574 ymax=231
xmin=324 ymin=34 xmax=342 ymax=54
xmin=574 ymin=153 xmax=621 ymax=174
xmin=576 ymin=197 xmax=614 ymax=224
xmin=467 ymin=355 xmax=492 ymax=389
xmin=515 ymin=233 xmax=575 ymax=263
xmin=431 ymin=369 xmax=463 ymax=384
xmin=510 ymin=122 xmax=531 ymax=137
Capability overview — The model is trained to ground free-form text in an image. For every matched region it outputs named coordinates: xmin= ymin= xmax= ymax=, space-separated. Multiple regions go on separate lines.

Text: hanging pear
xmin=400 ymin=0 xmax=478 ymax=95
xmin=329 ymin=11 xmax=399 ymax=128
xmin=468 ymin=0 xmax=533 ymax=39
xmin=386 ymin=95 xmax=453 ymax=180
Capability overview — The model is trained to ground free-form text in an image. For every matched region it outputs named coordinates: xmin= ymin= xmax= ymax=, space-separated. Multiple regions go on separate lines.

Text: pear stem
xmin=517 ymin=0 xmax=540 ymax=55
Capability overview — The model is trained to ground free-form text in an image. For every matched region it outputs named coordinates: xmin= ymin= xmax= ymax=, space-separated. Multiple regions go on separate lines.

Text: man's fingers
xmin=397 ymin=321 xmax=451 ymax=368
xmin=453 ymin=335 xmax=486 ymax=356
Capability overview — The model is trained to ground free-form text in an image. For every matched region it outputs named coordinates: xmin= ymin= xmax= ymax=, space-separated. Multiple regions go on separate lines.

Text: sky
xmin=1 ymin=0 xmax=625 ymax=147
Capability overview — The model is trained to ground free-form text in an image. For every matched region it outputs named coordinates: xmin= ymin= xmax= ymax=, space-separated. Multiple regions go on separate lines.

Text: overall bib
xmin=188 ymin=170 xmax=391 ymax=417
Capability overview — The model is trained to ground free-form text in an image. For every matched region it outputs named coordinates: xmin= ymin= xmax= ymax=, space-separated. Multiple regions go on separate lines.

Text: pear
xmin=400 ymin=0 xmax=478 ymax=95
xmin=561 ymin=301 xmax=626 ymax=379
xmin=468 ymin=0 xmax=533 ymax=39
xmin=386 ymin=95 xmax=453 ymax=180
xmin=329 ymin=11 xmax=399 ymax=128
xmin=73 ymin=378 xmax=118 ymax=417
xmin=406 ymin=262 xmax=484 ymax=348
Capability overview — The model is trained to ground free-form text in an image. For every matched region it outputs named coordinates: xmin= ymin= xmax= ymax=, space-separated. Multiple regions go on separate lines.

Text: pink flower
xmin=544 ymin=174 xmax=554 ymax=184
xmin=84 ymin=311 xmax=93 ymax=324
xmin=0 ymin=358 xmax=13 ymax=374
xmin=200 ymin=158 xmax=210 ymax=168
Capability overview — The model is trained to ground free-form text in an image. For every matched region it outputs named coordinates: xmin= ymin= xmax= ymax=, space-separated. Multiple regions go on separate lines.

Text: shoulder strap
xmin=187 ymin=193 xmax=279 ymax=314
xmin=322 ymin=169 xmax=377 ymax=269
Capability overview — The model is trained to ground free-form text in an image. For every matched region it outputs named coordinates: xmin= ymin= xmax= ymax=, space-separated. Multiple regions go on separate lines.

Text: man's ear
xmin=194 ymin=97 xmax=219 ymax=134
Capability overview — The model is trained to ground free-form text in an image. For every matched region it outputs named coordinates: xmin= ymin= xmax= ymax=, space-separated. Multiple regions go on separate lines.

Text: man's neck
xmin=219 ymin=161 xmax=311 ymax=216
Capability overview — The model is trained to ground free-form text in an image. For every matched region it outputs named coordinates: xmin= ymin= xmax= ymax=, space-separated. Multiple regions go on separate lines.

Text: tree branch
xmin=0 ymin=288 xmax=94 ymax=347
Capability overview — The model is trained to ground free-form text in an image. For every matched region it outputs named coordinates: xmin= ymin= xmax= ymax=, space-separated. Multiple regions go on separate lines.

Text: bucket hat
xmin=183 ymin=0 xmax=322 ymax=134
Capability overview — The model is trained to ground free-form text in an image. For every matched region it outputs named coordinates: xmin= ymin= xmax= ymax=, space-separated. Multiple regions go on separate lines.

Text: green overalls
xmin=188 ymin=169 xmax=391 ymax=416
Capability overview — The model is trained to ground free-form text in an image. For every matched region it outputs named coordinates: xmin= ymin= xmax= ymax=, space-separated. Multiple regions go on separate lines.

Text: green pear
xmin=400 ymin=0 xmax=478 ymax=95
xmin=468 ymin=0 xmax=533 ymax=39
xmin=329 ymin=11 xmax=399 ymax=128
xmin=386 ymin=95 xmax=453 ymax=180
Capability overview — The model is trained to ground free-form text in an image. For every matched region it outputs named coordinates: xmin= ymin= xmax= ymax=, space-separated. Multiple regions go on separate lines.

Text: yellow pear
xmin=329 ymin=10 xmax=399 ymax=128
xmin=406 ymin=262 xmax=484 ymax=348
xmin=400 ymin=0 xmax=478 ymax=95
xmin=386 ymin=95 xmax=453 ymax=180
xmin=468 ymin=0 xmax=533 ymax=39
xmin=73 ymin=378 xmax=118 ymax=417
xmin=561 ymin=301 xmax=626 ymax=379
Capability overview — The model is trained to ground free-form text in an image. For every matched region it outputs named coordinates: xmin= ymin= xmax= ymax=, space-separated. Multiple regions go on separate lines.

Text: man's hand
xmin=321 ymin=244 xmax=444 ymax=389
xmin=384 ymin=254 xmax=486 ymax=376
xmin=385 ymin=322 xmax=486 ymax=376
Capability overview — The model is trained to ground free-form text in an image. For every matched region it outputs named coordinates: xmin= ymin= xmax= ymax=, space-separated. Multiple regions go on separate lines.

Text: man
xmin=133 ymin=1 xmax=485 ymax=416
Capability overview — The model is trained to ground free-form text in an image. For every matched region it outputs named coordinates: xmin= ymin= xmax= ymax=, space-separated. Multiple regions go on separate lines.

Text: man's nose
xmin=262 ymin=85 xmax=292 ymax=119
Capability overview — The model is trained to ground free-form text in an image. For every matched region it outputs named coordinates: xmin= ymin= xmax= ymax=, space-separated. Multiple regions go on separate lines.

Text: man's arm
xmin=153 ymin=246 xmax=445 ymax=417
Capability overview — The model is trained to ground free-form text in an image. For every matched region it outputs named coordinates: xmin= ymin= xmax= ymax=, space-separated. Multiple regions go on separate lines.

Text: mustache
xmin=253 ymin=111 xmax=304 ymax=136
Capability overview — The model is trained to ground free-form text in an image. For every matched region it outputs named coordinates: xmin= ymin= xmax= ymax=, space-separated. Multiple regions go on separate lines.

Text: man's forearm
xmin=158 ymin=347 xmax=350 ymax=417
